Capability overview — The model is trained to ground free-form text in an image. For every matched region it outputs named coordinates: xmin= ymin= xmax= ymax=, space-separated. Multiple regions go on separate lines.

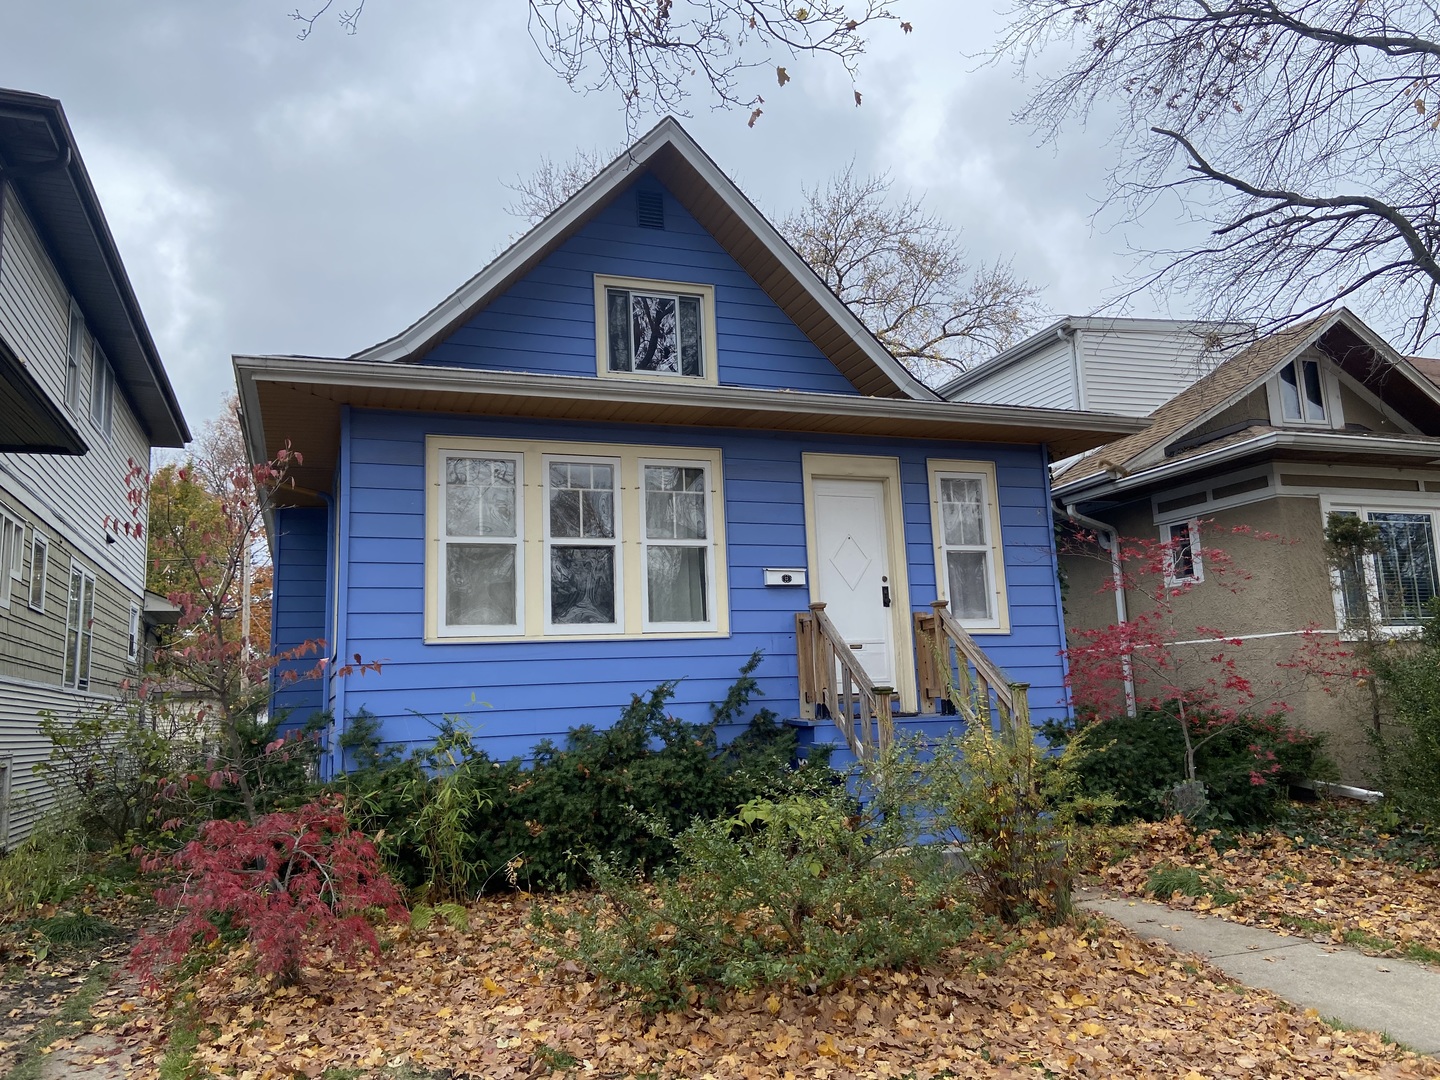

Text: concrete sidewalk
xmin=1078 ymin=888 xmax=1440 ymax=1054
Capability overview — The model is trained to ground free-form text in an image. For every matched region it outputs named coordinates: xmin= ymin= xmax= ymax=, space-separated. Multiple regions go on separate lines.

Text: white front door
xmin=811 ymin=478 xmax=896 ymax=687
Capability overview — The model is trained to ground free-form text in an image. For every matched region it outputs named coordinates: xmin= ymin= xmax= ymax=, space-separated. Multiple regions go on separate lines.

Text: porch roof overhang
xmin=234 ymin=354 xmax=1146 ymax=505
xmin=1054 ymin=429 xmax=1440 ymax=511
xmin=0 ymin=335 xmax=86 ymax=453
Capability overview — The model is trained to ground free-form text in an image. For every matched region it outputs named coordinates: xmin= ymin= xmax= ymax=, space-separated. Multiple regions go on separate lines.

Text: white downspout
xmin=1063 ymin=503 xmax=1136 ymax=715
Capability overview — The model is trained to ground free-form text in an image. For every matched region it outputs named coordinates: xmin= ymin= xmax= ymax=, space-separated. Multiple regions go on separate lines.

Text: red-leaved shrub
xmin=132 ymin=796 xmax=406 ymax=986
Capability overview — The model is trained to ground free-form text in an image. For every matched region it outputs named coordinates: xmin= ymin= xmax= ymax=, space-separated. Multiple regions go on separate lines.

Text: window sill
xmin=427 ymin=628 xmax=730 ymax=645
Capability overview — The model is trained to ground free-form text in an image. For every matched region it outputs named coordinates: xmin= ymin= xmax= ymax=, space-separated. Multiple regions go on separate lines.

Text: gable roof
xmin=1053 ymin=309 xmax=1440 ymax=494
xmin=0 ymin=88 xmax=189 ymax=447
xmin=351 ymin=117 xmax=936 ymax=401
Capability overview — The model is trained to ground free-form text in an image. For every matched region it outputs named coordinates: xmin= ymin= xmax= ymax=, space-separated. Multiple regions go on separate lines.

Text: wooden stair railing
xmin=795 ymin=602 xmax=895 ymax=758
xmin=915 ymin=600 xmax=1031 ymax=736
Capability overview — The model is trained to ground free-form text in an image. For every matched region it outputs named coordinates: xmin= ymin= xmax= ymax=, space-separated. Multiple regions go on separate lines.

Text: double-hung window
xmin=65 ymin=302 xmax=84 ymax=411
xmin=429 ymin=437 xmax=726 ymax=640
xmin=595 ymin=275 xmax=717 ymax=383
xmin=1329 ymin=507 xmax=1439 ymax=630
xmin=642 ymin=461 xmax=715 ymax=629
xmin=927 ymin=461 xmax=1008 ymax=632
xmin=544 ymin=458 xmax=621 ymax=631
xmin=63 ymin=561 xmax=96 ymax=690
xmin=90 ymin=344 xmax=115 ymax=438
xmin=439 ymin=453 xmax=523 ymax=634
xmin=0 ymin=510 xmax=23 ymax=608
xmin=1161 ymin=519 xmax=1204 ymax=586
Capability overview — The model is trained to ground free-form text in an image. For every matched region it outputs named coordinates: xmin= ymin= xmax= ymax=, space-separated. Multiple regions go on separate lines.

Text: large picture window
xmin=1329 ymin=507 xmax=1439 ymax=630
xmin=428 ymin=438 xmax=726 ymax=641
xmin=594 ymin=275 xmax=717 ymax=384
xmin=927 ymin=461 xmax=1008 ymax=633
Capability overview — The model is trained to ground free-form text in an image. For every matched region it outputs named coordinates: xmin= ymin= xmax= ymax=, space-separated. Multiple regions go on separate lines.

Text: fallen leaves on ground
xmin=102 ymin=895 xmax=1440 ymax=1080
xmin=1102 ymin=814 xmax=1440 ymax=960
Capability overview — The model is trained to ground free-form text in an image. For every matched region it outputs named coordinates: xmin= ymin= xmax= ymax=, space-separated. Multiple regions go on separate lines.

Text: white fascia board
xmin=1055 ymin=429 xmax=1440 ymax=503
xmin=232 ymin=354 xmax=1145 ymax=439
xmin=348 ymin=117 xmax=933 ymax=401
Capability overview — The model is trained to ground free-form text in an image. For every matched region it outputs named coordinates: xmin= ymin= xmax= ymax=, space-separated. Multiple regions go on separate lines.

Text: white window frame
xmin=1161 ymin=518 xmax=1204 ymax=587
xmin=593 ymin=274 xmax=719 ymax=386
xmin=63 ymin=560 xmax=97 ymax=691
xmin=0 ymin=509 xmax=22 ymax=609
xmin=436 ymin=450 xmax=525 ymax=639
xmin=27 ymin=533 xmax=47 ymax=613
xmin=65 ymin=301 xmax=85 ymax=411
xmin=542 ymin=454 xmax=624 ymax=635
xmin=1267 ymin=355 xmax=1344 ymax=429
xmin=1324 ymin=498 xmax=1440 ymax=634
xmin=89 ymin=343 xmax=115 ymax=438
xmin=127 ymin=601 xmax=141 ymax=662
xmin=426 ymin=436 xmax=728 ymax=642
xmin=0 ymin=755 xmax=11 ymax=852
xmin=926 ymin=460 xmax=1009 ymax=634
xmin=640 ymin=457 xmax=719 ymax=633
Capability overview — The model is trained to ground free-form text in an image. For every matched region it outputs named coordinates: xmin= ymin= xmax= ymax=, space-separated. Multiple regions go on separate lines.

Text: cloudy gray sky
xmin=0 ymin=1 xmax=1204 ymax=438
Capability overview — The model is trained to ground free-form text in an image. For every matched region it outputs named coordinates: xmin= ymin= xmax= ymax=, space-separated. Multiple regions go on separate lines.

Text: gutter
xmin=1054 ymin=429 xmax=1440 ymax=504
xmin=233 ymin=354 xmax=1147 ymax=444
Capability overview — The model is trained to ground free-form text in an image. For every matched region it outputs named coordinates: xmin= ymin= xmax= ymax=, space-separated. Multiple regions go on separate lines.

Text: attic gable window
xmin=594 ymin=275 xmax=717 ymax=385
xmin=1278 ymin=357 xmax=1328 ymax=424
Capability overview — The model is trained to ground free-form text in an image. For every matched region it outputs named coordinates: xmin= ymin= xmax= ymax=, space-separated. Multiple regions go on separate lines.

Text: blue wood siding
xmin=421 ymin=173 xmax=860 ymax=395
xmin=269 ymin=506 xmax=329 ymax=729
xmin=324 ymin=408 xmax=1067 ymax=761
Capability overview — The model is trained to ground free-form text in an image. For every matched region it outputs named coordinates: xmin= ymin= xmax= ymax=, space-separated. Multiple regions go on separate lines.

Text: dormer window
xmin=1278 ymin=357 xmax=1327 ymax=424
xmin=595 ymin=275 xmax=717 ymax=384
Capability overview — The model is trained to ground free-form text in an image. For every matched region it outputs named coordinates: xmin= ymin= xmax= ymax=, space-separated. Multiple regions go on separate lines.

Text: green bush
xmin=1373 ymin=603 xmax=1440 ymax=828
xmin=888 ymin=720 xmax=1112 ymax=924
xmin=338 ymin=651 xmax=834 ymax=893
xmin=1043 ymin=705 xmax=1335 ymax=828
xmin=0 ymin=805 xmax=91 ymax=913
xmin=532 ymin=789 xmax=972 ymax=1014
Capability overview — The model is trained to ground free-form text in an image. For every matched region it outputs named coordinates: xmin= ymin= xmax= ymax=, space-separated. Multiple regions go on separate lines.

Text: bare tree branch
xmin=291 ymin=0 xmax=367 ymax=40
xmin=997 ymin=0 xmax=1440 ymax=349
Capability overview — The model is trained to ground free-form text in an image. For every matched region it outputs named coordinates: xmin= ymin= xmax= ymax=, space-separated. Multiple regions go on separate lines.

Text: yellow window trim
xmin=593 ymin=274 xmax=719 ymax=386
xmin=926 ymin=458 xmax=1010 ymax=635
xmin=426 ymin=435 xmax=728 ymax=643
xmin=800 ymin=453 xmax=917 ymax=715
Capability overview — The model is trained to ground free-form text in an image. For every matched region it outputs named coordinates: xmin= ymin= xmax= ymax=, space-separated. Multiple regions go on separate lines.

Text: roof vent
xmin=636 ymin=190 xmax=665 ymax=229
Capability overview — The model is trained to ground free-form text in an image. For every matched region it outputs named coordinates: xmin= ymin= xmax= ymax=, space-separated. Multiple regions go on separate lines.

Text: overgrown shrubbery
xmin=340 ymin=651 xmax=832 ymax=893
xmin=1044 ymin=705 xmax=1334 ymax=828
xmin=533 ymin=788 xmax=971 ymax=1014
xmin=1373 ymin=602 xmax=1440 ymax=829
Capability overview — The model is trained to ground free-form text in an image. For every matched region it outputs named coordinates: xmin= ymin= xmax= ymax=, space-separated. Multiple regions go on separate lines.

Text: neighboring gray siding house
xmin=941 ymin=317 xmax=1244 ymax=418
xmin=0 ymin=89 xmax=189 ymax=845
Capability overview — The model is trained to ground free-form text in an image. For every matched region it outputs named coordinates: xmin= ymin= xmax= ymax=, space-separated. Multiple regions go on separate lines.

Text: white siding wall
xmin=1079 ymin=325 xmax=1230 ymax=418
xmin=953 ymin=336 xmax=1079 ymax=409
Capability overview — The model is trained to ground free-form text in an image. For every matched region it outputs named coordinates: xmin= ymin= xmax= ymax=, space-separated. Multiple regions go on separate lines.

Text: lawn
xmin=80 ymin=894 xmax=1437 ymax=1080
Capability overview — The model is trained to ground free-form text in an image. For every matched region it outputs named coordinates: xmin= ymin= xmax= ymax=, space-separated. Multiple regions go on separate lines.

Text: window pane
xmin=607 ymin=289 xmax=631 ymax=372
xmin=1371 ymin=513 xmax=1438 ymax=625
xmin=1279 ymin=362 xmax=1303 ymax=421
xmin=632 ymin=294 xmax=678 ymax=372
xmin=645 ymin=491 xmax=676 ymax=539
xmin=1302 ymin=360 xmax=1327 ymax=422
xmin=29 ymin=539 xmax=46 ymax=609
xmin=549 ymin=462 xmax=615 ymax=539
xmin=946 ymin=551 xmax=991 ymax=620
xmin=445 ymin=457 xmax=515 ymax=538
xmin=940 ymin=477 xmax=985 ymax=546
xmin=549 ymin=487 xmax=581 ymax=538
xmin=77 ymin=576 xmax=94 ymax=689
xmin=550 ymin=546 xmax=616 ymax=624
xmin=64 ymin=566 xmax=82 ymax=685
xmin=648 ymin=545 xmax=708 ymax=623
xmin=1170 ymin=526 xmax=1196 ymax=580
xmin=678 ymin=295 xmax=702 ymax=377
xmin=445 ymin=544 xmax=517 ymax=626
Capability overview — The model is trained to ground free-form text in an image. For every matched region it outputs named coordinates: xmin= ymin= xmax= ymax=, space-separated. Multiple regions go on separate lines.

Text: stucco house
xmin=239 ymin=119 xmax=1141 ymax=773
xmin=959 ymin=309 xmax=1440 ymax=781
xmin=0 ymin=89 xmax=190 ymax=844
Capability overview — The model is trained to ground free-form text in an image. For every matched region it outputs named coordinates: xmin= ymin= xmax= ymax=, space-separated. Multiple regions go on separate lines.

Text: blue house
xmin=235 ymin=119 xmax=1141 ymax=774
